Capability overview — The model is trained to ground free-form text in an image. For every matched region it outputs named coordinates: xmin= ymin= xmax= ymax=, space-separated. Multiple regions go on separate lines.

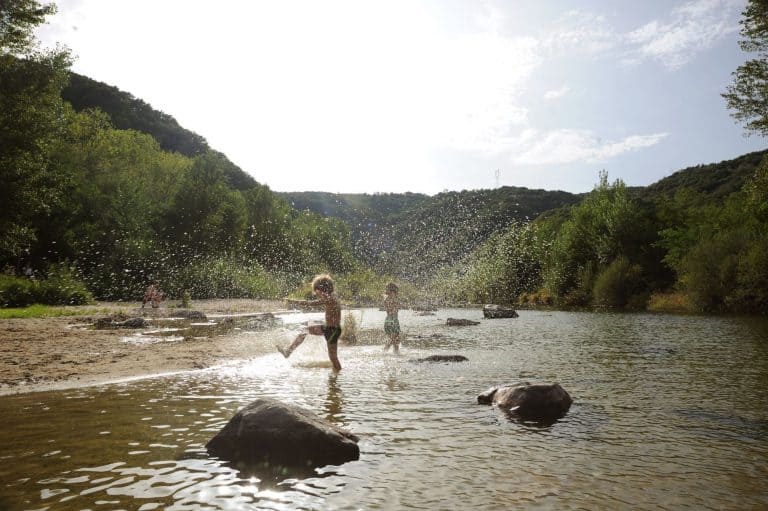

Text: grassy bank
xmin=0 ymin=304 xmax=118 ymax=319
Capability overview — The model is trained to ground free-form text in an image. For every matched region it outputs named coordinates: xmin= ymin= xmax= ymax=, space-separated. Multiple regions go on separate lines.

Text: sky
xmin=36 ymin=0 xmax=767 ymax=195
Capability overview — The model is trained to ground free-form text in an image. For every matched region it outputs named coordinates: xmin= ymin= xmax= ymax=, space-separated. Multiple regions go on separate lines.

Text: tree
xmin=163 ymin=151 xmax=248 ymax=258
xmin=0 ymin=1 xmax=71 ymax=267
xmin=0 ymin=0 xmax=55 ymax=54
xmin=723 ymin=0 xmax=768 ymax=135
xmin=542 ymin=172 xmax=652 ymax=306
xmin=744 ymin=155 xmax=768 ymax=220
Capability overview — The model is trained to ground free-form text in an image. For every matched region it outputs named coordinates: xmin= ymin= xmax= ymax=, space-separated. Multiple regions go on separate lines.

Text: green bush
xmin=334 ymin=268 xmax=387 ymax=304
xmin=334 ymin=269 xmax=417 ymax=305
xmin=38 ymin=266 xmax=94 ymax=305
xmin=729 ymin=234 xmax=768 ymax=313
xmin=172 ymin=257 xmax=282 ymax=299
xmin=0 ymin=267 xmax=93 ymax=307
xmin=680 ymin=231 xmax=746 ymax=312
xmin=0 ymin=275 xmax=36 ymax=307
xmin=341 ymin=312 xmax=358 ymax=343
xmin=592 ymin=257 xmax=644 ymax=309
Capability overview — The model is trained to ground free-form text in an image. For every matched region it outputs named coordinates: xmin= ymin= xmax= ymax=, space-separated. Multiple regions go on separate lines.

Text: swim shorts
xmin=384 ymin=316 xmax=400 ymax=335
xmin=321 ymin=325 xmax=342 ymax=344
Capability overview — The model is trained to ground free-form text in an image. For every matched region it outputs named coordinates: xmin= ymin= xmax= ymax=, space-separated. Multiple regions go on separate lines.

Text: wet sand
xmin=0 ymin=299 xmax=287 ymax=395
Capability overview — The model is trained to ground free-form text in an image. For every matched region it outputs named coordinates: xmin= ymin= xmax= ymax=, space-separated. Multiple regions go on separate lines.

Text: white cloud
xmin=543 ymin=85 xmax=570 ymax=100
xmin=422 ymin=33 xmax=540 ymax=153
xmin=512 ymin=130 xmax=668 ymax=165
xmin=626 ymin=0 xmax=741 ymax=69
xmin=542 ymin=10 xmax=616 ymax=57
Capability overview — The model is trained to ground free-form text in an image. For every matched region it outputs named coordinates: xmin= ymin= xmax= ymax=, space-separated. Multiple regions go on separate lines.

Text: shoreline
xmin=0 ymin=299 xmax=287 ymax=396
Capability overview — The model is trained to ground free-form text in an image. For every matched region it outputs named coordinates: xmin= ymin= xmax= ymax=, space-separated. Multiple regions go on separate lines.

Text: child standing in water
xmin=383 ymin=282 xmax=401 ymax=354
xmin=279 ymin=274 xmax=342 ymax=371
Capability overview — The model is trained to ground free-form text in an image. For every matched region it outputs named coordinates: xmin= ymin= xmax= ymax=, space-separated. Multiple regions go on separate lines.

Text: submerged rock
xmin=446 ymin=318 xmax=480 ymax=326
xmin=206 ymin=398 xmax=360 ymax=469
xmin=93 ymin=316 xmax=150 ymax=329
xmin=478 ymin=382 xmax=572 ymax=421
xmin=171 ymin=309 xmax=207 ymax=320
xmin=412 ymin=355 xmax=469 ymax=363
xmin=482 ymin=304 xmax=519 ymax=319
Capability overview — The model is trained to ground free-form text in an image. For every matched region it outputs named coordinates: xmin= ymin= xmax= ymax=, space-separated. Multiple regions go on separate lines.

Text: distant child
xmin=383 ymin=282 xmax=401 ymax=354
xmin=142 ymin=281 xmax=164 ymax=308
xmin=278 ymin=274 xmax=342 ymax=371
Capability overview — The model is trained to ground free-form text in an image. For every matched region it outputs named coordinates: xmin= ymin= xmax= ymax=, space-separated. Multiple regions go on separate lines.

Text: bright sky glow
xmin=37 ymin=0 xmax=766 ymax=194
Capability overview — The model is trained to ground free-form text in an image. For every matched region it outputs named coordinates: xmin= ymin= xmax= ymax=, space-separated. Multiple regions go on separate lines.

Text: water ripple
xmin=0 ymin=310 xmax=767 ymax=510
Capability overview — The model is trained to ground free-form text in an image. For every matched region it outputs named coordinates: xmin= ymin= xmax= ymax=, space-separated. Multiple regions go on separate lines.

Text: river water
xmin=1 ymin=309 xmax=767 ymax=510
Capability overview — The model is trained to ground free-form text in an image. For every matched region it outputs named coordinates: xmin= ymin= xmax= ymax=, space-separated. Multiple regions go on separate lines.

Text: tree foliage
xmin=436 ymin=221 xmax=547 ymax=305
xmin=723 ymin=0 xmax=768 ymax=135
xmin=2 ymin=68 xmax=360 ymax=300
xmin=62 ymin=72 xmax=209 ymax=157
xmin=0 ymin=0 xmax=55 ymax=54
xmin=0 ymin=1 xmax=70 ymax=266
xmin=542 ymin=172 xmax=653 ymax=305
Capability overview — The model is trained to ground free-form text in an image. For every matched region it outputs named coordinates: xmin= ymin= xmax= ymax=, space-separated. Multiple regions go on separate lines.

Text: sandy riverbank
xmin=0 ymin=299 xmax=288 ymax=396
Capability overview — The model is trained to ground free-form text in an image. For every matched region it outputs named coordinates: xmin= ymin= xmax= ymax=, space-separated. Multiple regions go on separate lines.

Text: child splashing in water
xmin=278 ymin=274 xmax=342 ymax=371
xmin=383 ymin=282 xmax=401 ymax=354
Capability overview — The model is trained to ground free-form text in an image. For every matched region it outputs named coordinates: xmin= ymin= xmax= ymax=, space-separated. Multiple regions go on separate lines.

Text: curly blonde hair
xmin=312 ymin=274 xmax=334 ymax=294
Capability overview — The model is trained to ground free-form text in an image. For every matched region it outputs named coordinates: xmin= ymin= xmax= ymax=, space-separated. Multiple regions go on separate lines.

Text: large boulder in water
xmin=482 ymin=304 xmax=519 ymax=319
xmin=478 ymin=383 xmax=572 ymax=421
xmin=206 ymin=398 xmax=360 ymax=469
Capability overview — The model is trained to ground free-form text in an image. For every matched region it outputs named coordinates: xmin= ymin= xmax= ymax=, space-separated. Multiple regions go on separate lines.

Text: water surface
xmin=1 ymin=309 xmax=767 ymax=510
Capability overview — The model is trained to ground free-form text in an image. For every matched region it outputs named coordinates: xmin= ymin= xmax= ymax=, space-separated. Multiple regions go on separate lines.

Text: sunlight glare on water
xmin=1 ymin=309 xmax=767 ymax=510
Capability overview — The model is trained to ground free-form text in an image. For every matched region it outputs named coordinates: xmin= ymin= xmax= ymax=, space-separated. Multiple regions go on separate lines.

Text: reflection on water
xmin=1 ymin=309 xmax=767 ymax=510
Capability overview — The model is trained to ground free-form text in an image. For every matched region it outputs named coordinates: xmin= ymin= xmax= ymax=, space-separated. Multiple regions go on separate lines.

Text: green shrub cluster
xmin=169 ymin=257 xmax=285 ymax=300
xmin=0 ymin=267 xmax=93 ymax=307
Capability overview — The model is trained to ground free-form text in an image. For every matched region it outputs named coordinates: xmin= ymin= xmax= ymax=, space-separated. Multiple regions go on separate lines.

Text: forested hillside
xmin=281 ymin=187 xmax=580 ymax=279
xmin=62 ymin=72 xmax=209 ymax=158
xmin=639 ymin=149 xmax=768 ymax=200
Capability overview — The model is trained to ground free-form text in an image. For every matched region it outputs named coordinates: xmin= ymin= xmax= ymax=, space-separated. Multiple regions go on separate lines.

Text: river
xmin=1 ymin=309 xmax=767 ymax=510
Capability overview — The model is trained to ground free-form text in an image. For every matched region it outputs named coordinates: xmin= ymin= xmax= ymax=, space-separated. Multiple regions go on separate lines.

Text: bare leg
xmin=327 ymin=342 xmax=341 ymax=372
xmin=384 ymin=334 xmax=400 ymax=354
xmin=278 ymin=332 xmax=307 ymax=358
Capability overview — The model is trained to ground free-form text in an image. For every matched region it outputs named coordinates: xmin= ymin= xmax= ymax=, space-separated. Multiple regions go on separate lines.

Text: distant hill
xmin=281 ymin=187 xmax=581 ymax=279
xmin=281 ymin=191 xmax=429 ymax=228
xmin=639 ymin=149 xmax=768 ymax=201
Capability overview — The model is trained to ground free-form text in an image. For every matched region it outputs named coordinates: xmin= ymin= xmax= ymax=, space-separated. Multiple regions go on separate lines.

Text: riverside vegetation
xmin=2 ymin=1 xmax=767 ymax=315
